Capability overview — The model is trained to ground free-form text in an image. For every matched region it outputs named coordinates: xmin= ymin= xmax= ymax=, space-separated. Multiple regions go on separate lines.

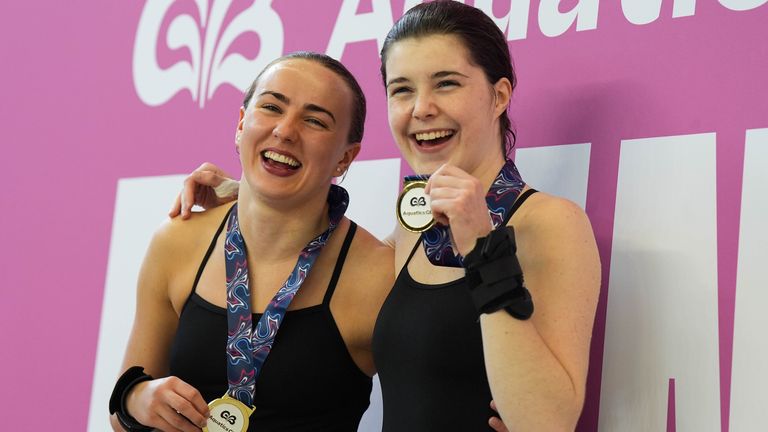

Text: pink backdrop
xmin=1 ymin=1 xmax=766 ymax=430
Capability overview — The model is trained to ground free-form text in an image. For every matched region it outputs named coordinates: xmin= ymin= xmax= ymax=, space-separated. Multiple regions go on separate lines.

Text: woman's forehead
xmin=385 ymin=34 xmax=473 ymax=77
xmin=259 ymin=59 xmax=337 ymax=89
xmin=256 ymin=59 xmax=349 ymax=104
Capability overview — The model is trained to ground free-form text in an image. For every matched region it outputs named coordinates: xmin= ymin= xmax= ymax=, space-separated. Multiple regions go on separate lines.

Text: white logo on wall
xmin=133 ymin=0 xmax=284 ymax=108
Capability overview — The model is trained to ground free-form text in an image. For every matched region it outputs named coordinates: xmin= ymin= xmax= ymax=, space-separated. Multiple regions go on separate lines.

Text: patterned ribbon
xmin=408 ymin=159 xmax=525 ymax=268
xmin=224 ymin=185 xmax=349 ymax=407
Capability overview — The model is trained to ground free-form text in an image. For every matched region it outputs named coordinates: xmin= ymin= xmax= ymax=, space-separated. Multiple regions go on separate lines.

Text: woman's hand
xmin=488 ymin=400 xmax=510 ymax=432
xmin=125 ymin=376 xmax=210 ymax=432
xmin=169 ymin=162 xmax=239 ymax=219
xmin=425 ymin=164 xmax=493 ymax=256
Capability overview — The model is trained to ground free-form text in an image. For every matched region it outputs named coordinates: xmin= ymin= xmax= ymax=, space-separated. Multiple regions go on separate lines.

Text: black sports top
xmin=372 ymin=189 xmax=537 ymax=431
xmin=169 ymin=212 xmax=371 ymax=432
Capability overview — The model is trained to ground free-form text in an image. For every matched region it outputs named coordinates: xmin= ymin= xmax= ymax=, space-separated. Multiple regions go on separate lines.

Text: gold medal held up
xmin=204 ymin=395 xmax=255 ymax=432
xmin=396 ymin=180 xmax=435 ymax=232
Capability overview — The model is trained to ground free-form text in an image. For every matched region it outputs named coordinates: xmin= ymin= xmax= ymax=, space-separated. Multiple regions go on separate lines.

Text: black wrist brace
xmin=108 ymin=366 xmax=154 ymax=432
xmin=464 ymin=226 xmax=534 ymax=319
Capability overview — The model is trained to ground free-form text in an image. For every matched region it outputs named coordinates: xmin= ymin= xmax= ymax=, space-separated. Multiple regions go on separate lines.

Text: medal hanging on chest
xmin=397 ymin=159 xmax=525 ymax=268
xmin=204 ymin=185 xmax=349 ymax=432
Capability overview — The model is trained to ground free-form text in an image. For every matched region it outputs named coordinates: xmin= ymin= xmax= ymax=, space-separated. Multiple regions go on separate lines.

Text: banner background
xmin=1 ymin=1 xmax=766 ymax=430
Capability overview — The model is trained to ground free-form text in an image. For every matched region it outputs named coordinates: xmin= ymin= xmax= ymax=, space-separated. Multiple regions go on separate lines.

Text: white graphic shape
xmin=133 ymin=0 xmax=283 ymax=108
xmin=88 ymin=175 xmax=187 ymax=431
xmin=515 ymin=143 xmax=591 ymax=208
xmin=475 ymin=0 xmax=532 ymax=41
xmin=327 ymin=0 xmax=395 ymax=60
xmin=342 ymin=158 xmax=401 ymax=241
xmin=599 ymin=133 xmax=721 ymax=431
xmin=622 ymin=0 xmax=697 ymax=25
xmin=730 ymin=128 xmax=768 ymax=431
xmin=719 ymin=0 xmax=768 ymax=11
xmin=538 ymin=0 xmax=599 ymax=37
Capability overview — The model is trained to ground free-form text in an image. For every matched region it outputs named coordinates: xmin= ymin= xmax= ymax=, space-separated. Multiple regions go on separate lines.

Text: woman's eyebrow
xmin=432 ymin=70 xmax=469 ymax=79
xmin=305 ymin=104 xmax=336 ymax=124
xmin=260 ymin=90 xmax=335 ymax=124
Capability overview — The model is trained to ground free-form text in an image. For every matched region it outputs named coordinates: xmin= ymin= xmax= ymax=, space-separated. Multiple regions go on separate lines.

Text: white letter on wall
xmin=673 ymin=0 xmax=697 ymax=17
xmin=729 ymin=128 xmax=768 ymax=431
xmin=719 ymin=0 xmax=768 ymax=11
xmin=622 ymin=0 xmax=697 ymax=25
xmin=538 ymin=0 xmax=599 ymax=37
xmin=475 ymin=0 xmax=532 ymax=41
xmin=599 ymin=133 xmax=721 ymax=431
xmin=326 ymin=0 xmax=394 ymax=59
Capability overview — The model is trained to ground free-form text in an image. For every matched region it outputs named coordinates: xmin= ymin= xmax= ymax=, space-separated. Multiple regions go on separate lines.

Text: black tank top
xmin=169 ymin=213 xmax=371 ymax=432
xmin=372 ymin=189 xmax=537 ymax=431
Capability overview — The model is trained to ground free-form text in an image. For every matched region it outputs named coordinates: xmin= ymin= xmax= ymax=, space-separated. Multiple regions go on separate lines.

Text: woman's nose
xmin=272 ymin=116 xmax=299 ymax=143
xmin=412 ymin=91 xmax=437 ymax=120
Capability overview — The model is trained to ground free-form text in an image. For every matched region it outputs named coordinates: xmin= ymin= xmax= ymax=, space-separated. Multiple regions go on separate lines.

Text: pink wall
xmin=1 ymin=1 xmax=766 ymax=430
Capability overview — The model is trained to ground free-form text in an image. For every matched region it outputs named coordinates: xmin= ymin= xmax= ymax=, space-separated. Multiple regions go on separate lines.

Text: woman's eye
xmin=262 ymin=104 xmax=281 ymax=113
xmin=389 ymin=86 xmax=412 ymax=97
xmin=306 ymin=118 xmax=328 ymax=128
xmin=437 ymin=80 xmax=459 ymax=88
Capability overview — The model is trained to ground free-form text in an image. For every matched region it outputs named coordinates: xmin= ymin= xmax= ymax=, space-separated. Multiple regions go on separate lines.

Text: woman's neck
xmin=235 ymin=185 xmax=331 ymax=263
xmin=469 ymin=154 xmax=507 ymax=192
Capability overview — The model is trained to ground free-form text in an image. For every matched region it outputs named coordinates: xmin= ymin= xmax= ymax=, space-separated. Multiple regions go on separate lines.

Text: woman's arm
xmin=110 ymin=222 xmax=209 ymax=431
xmin=427 ymin=164 xmax=599 ymax=431
xmin=482 ymin=197 xmax=599 ymax=431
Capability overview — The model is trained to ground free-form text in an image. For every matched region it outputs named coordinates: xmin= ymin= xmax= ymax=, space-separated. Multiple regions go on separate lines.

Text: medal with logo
xmin=204 ymin=185 xmax=349 ymax=432
xmin=407 ymin=160 xmax=525 ymax=268
xmin=396 ymin=175 xmax=434 ymax=232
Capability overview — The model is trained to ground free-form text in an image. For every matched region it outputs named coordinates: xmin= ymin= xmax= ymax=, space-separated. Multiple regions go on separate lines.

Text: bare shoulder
xmin=333 ymin=220 xmax=394 ymax=308
xmin=147 ymin=204 xmax=234 ymax=275
xmin=347 ymin=222 xmax=395 ymax=279
xmin=511 ymin=191 xmax=595 ymax=250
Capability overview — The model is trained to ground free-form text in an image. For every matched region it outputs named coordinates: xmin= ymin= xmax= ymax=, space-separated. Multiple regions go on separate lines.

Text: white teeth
xmin=414 ymin=130 xmax=453 ymax=141
xmin=263 ymin=150 xmax=300 ymax=167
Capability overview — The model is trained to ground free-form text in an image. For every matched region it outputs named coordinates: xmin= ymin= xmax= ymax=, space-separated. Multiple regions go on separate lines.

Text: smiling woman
xmin=109 ymin=52 xmax=393 ymax=432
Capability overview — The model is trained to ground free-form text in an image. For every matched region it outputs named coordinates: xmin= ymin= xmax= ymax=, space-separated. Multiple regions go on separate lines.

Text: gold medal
xmin=396 ymin=180 xmax=435 ymax=232
xmin=203 ymin=395 xmax=254 ymax=432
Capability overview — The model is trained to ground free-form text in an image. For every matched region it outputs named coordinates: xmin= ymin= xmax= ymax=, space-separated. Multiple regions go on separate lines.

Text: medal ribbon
xmin=224 ymin=185 xmax=349 ymax=407
xmin=407 ymin=159 xmax=525 ymax=268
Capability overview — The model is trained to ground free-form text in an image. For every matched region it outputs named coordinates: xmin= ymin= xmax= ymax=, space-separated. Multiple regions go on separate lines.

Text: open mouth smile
xmin=261 ymin=150 xmax=301 ymax=169
xmin=412 ymin=129 xmax=455 ymax=147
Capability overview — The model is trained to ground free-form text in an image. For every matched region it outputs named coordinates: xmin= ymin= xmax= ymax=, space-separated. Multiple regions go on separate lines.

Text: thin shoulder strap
xmin=190 ymin=204 xmax=236 ymax=295
xmin=503 ymin=188 xmax=538 ymax=225
xmin=322 ymin=221 xmax=358 ymax=305
xmin=403 ymin=233 xmax=424 ymax=267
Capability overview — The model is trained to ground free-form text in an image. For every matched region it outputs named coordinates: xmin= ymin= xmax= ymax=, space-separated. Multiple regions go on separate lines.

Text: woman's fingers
xmin=128 ymin=377 xmax=209 ymax=431
xmin=175 ymin=163 xmax=238 ymax=219
xmin=488 ymin=400 xmax=510 ymax=432
xmin=170 ymin=382 xmax=210 ymax=427
xmin=156 ymin=403 xmax=202 ymax=432
xmin=488 ymin=416 xmax=509 ymax=432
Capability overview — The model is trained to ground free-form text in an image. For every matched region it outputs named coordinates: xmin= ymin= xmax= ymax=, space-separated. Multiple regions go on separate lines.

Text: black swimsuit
xmin=372 ymin=189 xmax=538 ymax=431
xmin=169 ymin=214 xmax=371 ymax=432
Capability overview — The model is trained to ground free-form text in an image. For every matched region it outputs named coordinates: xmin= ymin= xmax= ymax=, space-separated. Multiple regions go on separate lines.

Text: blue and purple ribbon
xmin=224 ymin=185 xmax=348 ymax=407
xmin=409 ymin=159 xmax=525 ymax=268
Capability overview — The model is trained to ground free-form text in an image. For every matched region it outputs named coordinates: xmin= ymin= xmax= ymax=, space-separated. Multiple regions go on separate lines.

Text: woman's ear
xmin=334 ymin=143 xmax=362 ymax=177
xmin=235 ymin=106 xmax=245 ymax=152
xmin=492 ymin=77 xmax=512 ymax=118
